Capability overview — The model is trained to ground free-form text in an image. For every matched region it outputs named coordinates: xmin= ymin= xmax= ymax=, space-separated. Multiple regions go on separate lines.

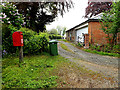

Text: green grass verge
xmin=59 ymin=40 xmax=120 ymax=57
xmin=84 ymin=49 xmax=120 ymax=57
xmin=58 ymin=39 xmax=68 ymax=42
xmin=60 ymin=43 xmax=75 ymax=54
xmin=2 ymin=53 xmax=68 ymax=88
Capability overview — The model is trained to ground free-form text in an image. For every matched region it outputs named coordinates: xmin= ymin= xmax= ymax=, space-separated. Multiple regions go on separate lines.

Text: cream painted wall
xmin=76 ymin=26 xmax=88 ymax=43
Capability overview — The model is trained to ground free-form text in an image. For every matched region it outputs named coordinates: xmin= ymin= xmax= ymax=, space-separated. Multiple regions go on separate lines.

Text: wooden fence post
xmin=19 ymin=46 xmax=23 ymax=63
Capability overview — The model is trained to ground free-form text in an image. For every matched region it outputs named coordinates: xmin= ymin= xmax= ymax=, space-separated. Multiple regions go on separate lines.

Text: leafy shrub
xmin=112 ymin=44 xmax=120 ymax=53
xmin=77 ymin=43 xmax=83 ymax=47
xmin=24 ymin=33 xmax=49 ymax=55
xmin=2 ymin=24 xmax=17 ymax=54
xmin=2 ymin=24 xmax=49 ymax=56
xmin=18 ymin=27 xmax=37 ymax=40
xmin=90 ymin=44 xmax=96 ymax=50
xmin=49 ymin=34 xmax=61 ymax=39
xmin=104 ymin=44 xmax=111 ymax=52
xmin=88 ymin=43 xmax=119 ymax=56
xmin=90 ymin=44 xmax=112 ymax=52
xmin=96 ymin=46 xmax=100 ymax=51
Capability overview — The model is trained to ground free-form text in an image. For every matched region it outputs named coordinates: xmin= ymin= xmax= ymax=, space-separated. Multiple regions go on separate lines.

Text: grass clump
xmin=60 ymin=43 xmax=75 ymax=54
xmin=84 ymin=49 xmax=120 ymax=57
xmin=2 ymin=53 xmax=68 ymax=88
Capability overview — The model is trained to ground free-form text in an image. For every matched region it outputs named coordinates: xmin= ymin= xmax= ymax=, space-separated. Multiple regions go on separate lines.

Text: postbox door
xmin=12 ymin=31 xmax=24 ymax=46
xmin=20 ymin=32 xmax=23 ymax=46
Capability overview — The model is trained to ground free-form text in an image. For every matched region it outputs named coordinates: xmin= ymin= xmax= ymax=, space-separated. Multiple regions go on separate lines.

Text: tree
xmin=49 ymin=28 xmax=58 ymax=35
xmin=100 ymin=1 xmax=120 ymax=46
xmin=1 ymin=2 xmax=24 ymax=29
xmin=56 ymin=26 xmax=62 ymax=35
xmin=56 ymin=26 xmax=66 ymax=36
xmin=62 ymin=28 xmax=66 ymax=36
xmin=85 ymin=1 xmax=112 ymax=18
xmin=13 ymin=1 xmax=73 ymax=33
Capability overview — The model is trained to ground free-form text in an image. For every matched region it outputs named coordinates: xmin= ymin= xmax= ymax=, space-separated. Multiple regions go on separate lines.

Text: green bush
xmin=88 ymin=43 xmax=120 ymax=57
xmin=2 ymin=24 xmax=17 ymax=54
xmin=96 ymin=46 xmax=100 ymax=51
xmin=2 ymin=24 xmax=49 ymax=56
xmin=77 ymin=43 xmax=83 ymax=47
xmin=49 ymin=34 xmax=61 ymax=39
xmin=104 ymin=44 xmax=111 ymax=52
xmin=90 ymin=44 xmax=112 ymax=52
xmin=90 ymin=44 xmax=96 ymax=50
xmin=112 ymin=44 xmax=120 ymax=53
xmin=23 ymin=33 xmax=49 ymax=55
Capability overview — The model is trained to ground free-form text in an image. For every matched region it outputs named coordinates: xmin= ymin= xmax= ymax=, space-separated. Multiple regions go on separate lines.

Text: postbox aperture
xmin=12 ymin=31 xmax=24 ymax=46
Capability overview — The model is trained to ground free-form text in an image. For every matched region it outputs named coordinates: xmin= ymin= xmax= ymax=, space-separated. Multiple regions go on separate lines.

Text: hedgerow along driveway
xmin=58 ymin=41 xmax=119 ymax=88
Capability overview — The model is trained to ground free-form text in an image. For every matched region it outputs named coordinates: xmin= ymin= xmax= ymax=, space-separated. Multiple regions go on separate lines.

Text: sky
xmin=46 ymin=0 xmax=88 ymax=31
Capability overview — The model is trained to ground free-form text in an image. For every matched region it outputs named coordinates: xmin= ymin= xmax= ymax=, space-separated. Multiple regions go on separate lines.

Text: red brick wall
xmin=117 ymin=32 xmax=120 ymax=44
xmin=89 ymin=22 xmax=109 ymax=45
xmin=88 ymin=22 xmax=120 ymax=45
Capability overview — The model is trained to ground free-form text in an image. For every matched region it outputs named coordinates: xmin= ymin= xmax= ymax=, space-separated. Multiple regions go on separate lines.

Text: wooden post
xmin=19 ymin=46 xmax=23 ymax=63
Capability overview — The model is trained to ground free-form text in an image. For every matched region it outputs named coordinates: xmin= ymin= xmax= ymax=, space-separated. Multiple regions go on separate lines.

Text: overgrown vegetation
xmin=49 ymin=34 xmax=62 ymax=39
xmin=100 ymin=1 xmax=120 ymax=46
xmin=77 ymin=43 xmax=119 ymax=57
xmin=77 ymin=42 xmax=83 ymax=47
xmin=84 ymin=49 xmax=120 ymax=57
xmin=90 ymin=44 xmax=120 ymax=53
xmin=2 ymin=53 xmax=69 ymax=88
xmin=76 ymin=42 xmax=120 ymax=57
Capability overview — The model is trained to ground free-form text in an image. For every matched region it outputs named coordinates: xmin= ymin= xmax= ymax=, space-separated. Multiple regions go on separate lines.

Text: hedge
xmin=2 ymin=24 xmax=49 ymax=56
xmin=49 ymin=34 xmax=62 ymax=39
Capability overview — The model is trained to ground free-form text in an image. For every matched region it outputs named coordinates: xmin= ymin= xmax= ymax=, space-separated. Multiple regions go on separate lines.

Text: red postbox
xmin=12 ymin=31 xmax=24 ymax=46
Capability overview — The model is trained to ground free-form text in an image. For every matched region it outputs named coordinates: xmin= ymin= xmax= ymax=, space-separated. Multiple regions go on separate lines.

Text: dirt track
xmin=57 ymin=41 xmax=119 ymax=88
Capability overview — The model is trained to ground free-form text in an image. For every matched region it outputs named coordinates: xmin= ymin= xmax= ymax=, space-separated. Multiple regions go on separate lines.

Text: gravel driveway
xmin=58 ymin=41 xmax=119 ymax=87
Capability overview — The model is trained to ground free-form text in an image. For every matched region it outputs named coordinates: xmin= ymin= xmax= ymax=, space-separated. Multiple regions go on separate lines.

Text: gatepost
xmin=84 ymin=34 xmax=89 ymax=48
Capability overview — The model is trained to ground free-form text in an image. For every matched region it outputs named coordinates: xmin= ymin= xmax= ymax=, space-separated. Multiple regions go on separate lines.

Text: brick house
xmin=66 ymin=19 xmax=120 ymax=45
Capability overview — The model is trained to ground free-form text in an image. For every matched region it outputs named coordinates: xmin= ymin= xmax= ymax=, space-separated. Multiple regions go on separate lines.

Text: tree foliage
xmin=100 ymin=1 xmax=120 ymax=46
xmin=85 ymin=1 xmax=112 ymax=18
xmin=62 ymin=27 xmax=66 ymax=36
xmin=49 ymin=28 xmax=58 ymax=35
xmin=56 ymin=26 xmax=66 ymax=36
xmin=1 ymin=2 xmax=24 ymax=29
xmin=14 ymin=1 xmax=73 ymax=33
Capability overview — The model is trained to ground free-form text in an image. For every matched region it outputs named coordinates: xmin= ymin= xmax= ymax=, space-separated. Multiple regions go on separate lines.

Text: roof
xmin=66 ymin=19 xmax=100 ymax=32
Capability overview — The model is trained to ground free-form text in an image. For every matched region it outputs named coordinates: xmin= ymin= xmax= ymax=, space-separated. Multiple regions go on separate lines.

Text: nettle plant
xmin=0 ymin=2 xmax=24 ymax=29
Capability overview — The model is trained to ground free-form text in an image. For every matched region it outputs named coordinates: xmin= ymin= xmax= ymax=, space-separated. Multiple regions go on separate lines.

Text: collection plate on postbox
xmin=12 ymin=31 xmax=24 ymax=46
